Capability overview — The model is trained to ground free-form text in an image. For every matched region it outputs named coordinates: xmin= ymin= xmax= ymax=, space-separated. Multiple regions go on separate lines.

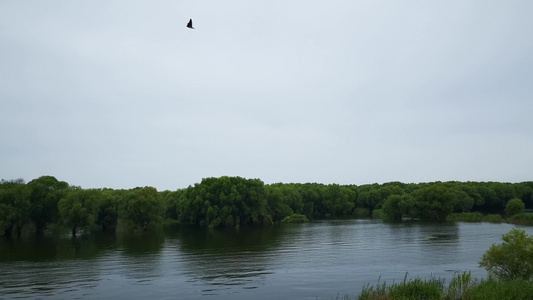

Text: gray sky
xmin=1 ymin=1 xmax=532 ymax=191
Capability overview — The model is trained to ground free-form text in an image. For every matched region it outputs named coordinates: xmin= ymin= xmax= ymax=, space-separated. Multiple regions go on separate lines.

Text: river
xmin=1 ymin=220 xmax=531 ymax=299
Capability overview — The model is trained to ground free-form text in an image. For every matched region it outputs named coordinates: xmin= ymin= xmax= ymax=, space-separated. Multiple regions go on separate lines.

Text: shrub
xmin=505 ymin=198 xmax=525 ymax=217
xmin=372 ymin=209 xmax=384 ymax=219
xmin=479 ymin=228 xmax=533 ymax=280
xmin=281 ymin=213 xmax=309 ymax=223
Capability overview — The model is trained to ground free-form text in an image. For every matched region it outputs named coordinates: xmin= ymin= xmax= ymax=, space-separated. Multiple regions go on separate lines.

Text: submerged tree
xmin=96 ymin=189 xmax=121 ymax=232
xmin=0 ymin=179 xmax=30 ymax=236
xmin=58 ymin=188 xmax=100 ymax=237
xmin=382 ymin=195 xmax=404 ymax=221
xmin=120 ymin=186 xmax=164 ymax=231
xmin=179 ymin=176 xmax=268 ymax=228
xmin=415 ymin=184 xmax=456 ymax=221
xmin=28 ymin=176 xmax=69 ymax=233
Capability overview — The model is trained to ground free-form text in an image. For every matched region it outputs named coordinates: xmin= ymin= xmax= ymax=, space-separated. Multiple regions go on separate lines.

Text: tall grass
xmin=355 ymin=272 xmax=533 ymax=300
xmin=446 ymin=212 xmax=485 ymax=222
xmin=446 ymin=271 xmax=472 ymax=300
xmin=465 ymin=277 xmax=533 ymax=300
xmin=446 ymin=212 xmax=503 ymax=223
xmin=447 ymin=212 xmax=533 ymax=225
xmin=507 ymin=213 xmax=533 ymax=225
xmin=359 ymin=274 xmax=444 ymax=300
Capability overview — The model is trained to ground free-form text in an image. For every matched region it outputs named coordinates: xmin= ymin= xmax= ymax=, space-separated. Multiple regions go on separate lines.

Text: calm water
xmin=1 ymin=220 xmax=532 ymax=300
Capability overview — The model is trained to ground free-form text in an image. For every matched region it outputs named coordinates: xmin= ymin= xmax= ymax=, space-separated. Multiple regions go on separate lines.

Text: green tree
xmin=58 ymin=188 xmax=100 ymax=237
xmin=96 ymin=188 xmax=121 ymax=232
xmin=322 ymin=184 xmax=355 ymax=217
xmin=451 ymin=187 xmax=475 ymax=213
xmin=120 ymin=187 xmax=165 ymax=231
xmin=479 ymin=228 xmax=533 ymax=280
xmin=178 ymin=176 xmax=268 ymax=228
xmin=27 ymin=176 xmax=69 ymax=232
xmin=505 ymin=198 xmax=525 ymax=217
xmin=382 ymin=195 xmax=403 ymax=221
xmin=298 ymin=183 xmax=324 ymax=218
xmin=265 ymin=185 xmax=293 ymax=223
xmin=0 ymin=179 xmax=30 ymax=236
xmin=515 ymin=182 xmax=533 ymax=209
xmin=415 ymin=184 xmax=456 ymax=221
xmin=161 ymin=189 xmax=183 ymax=220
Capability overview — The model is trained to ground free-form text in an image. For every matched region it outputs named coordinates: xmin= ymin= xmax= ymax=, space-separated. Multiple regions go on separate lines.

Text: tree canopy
xmin=1 ymin=175 xmax=532 ymax=235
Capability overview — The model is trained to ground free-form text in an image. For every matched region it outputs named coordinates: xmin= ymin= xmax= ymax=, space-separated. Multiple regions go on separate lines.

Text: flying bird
xmin=187 ymin=19 xmax=194 ymax=29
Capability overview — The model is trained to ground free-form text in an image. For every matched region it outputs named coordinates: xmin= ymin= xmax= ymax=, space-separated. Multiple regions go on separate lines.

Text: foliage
xmin=382 ymin=194 xmax=414 ymax=221
xmin=372 ymin=209 xmax=384 ymax=219
xmin=58 ymin=188 xmax=100 ymax=236
xmin=27 ymin=176 xmax=69 ymax=232
xmin=160 ymin=189 xmax=183 ymax=220
xmin=382 ymin=195 xmax=403 ymax=221
xmin=0 ymin=179 xmax=30 ymax=236
xmin=504 ymin=198 xmax=525 ymax=217
xmin=1 ymin=176 xmax=533 ymax=233
xmin=95 ymin=189 xmax=121 ymax=231
xmin=479 ymin=228 xmax=533 ymax=280
xmin=179 ymin=176 xmax=268 ymax=228
xmin=415 ymin=185 xmax=456 ymax=221
xmin=322 ymin=184 xmax=356 ymax=217
xmin=120 ymin=187 xmax=165 ymax=231
xmin=281 ymin=213 xmax=309 ymax=223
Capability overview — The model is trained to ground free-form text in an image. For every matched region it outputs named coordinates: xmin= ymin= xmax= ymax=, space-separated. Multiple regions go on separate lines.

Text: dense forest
xmin=1 ymin=175 xmax=532 ymax=236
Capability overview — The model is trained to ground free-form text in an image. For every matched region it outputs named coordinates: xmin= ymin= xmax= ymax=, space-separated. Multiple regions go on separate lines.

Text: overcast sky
xmin=1 ymin=1 xmax=532 ymax=191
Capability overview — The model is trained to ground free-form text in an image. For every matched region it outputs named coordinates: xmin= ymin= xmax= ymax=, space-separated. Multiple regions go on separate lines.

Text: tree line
xmin=1 ymin=175 xmax=532 ymax=236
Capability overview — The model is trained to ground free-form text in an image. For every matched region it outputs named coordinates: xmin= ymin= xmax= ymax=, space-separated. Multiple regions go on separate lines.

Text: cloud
xmin=1 ymin=1 xmax=532 ymax=190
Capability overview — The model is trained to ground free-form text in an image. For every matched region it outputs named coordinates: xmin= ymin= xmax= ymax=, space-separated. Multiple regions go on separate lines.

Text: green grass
xmin=358 ymin=274 xmax=444 ymax=300
xmin=447 ymin=212 xmax=533 ymax=225
xmin=446 ymin=212 xmax=485 ymax=222
xmin=466 ymin=277 xmax=533 ymax=300
xmin=352 ymin=272 xmax=533 ymax=300
xmin=446 ymin=212 xmax=503 ymax=223
xmin=507 ymin=213 xmax=533 ymax=225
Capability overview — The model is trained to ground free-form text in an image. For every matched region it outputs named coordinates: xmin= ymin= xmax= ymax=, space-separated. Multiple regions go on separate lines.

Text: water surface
xmin=1 ymin=220 xmax=531 ymax=299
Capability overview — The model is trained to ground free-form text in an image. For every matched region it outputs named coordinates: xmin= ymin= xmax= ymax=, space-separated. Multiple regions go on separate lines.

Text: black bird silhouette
xmin=187 ymin=19 xmax=194 ymax=29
